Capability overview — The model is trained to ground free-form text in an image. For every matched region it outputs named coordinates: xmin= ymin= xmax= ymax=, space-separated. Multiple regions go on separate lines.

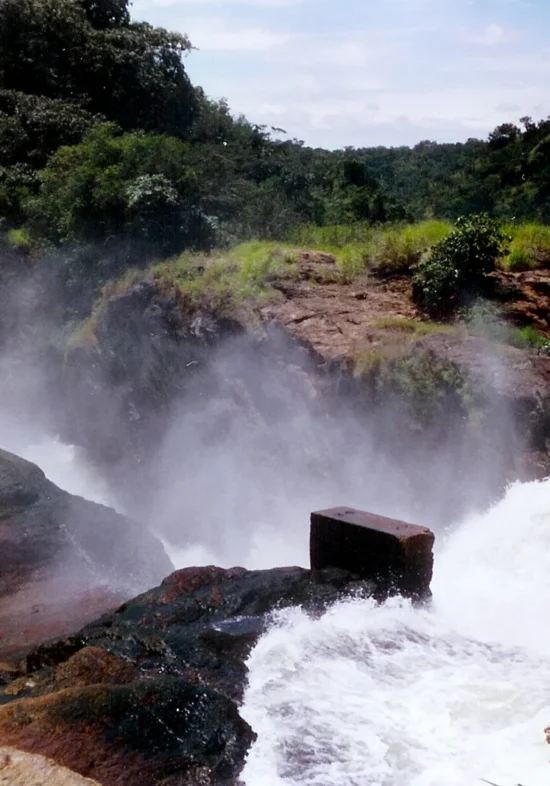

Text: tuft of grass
xmin=152 ymin=241 xmax=300 ymax=316
xmin=368 ymin=220 xmax=452 ymax=277
xmin=509 ymin=325 xmax=549 ymax=351
xmin=501 ymin=222 xmax=550 ymax=271
xmin=288 ymin=220 xmax=452 ymax=282
xmin=372 ymin=317 xmax=455 ymax=336
xmin=290 ymin=223 xmax=375 ymax=249
xmin=463 ymin=299 xmax=550 ymax=351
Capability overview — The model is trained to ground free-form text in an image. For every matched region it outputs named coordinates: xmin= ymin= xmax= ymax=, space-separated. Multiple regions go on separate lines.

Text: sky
xmin=131 ymin=0 xmax=550 ymax=150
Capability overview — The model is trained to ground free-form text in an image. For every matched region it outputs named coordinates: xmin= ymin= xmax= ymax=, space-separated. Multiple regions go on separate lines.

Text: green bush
xmin=413 ymin=214 xmax=507 ymax=316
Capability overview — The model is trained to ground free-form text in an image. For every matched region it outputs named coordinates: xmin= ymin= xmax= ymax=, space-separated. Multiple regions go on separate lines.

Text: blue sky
xmin=131 ymin=0 xmax=550 ymax=149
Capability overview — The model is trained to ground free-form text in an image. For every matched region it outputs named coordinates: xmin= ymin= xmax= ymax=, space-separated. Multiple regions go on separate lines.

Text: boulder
xmin=0 ymin=564 xmax=374 ymax=785
xmin=0 ymin=448 xmax=172 ymax=660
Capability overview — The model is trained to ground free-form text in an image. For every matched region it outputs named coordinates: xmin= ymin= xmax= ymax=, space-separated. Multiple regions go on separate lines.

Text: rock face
xmin=0 ymin=747 xmax=101 ymax=785
xmin=0 ymin=449 xmax=172 ymax=659
xmin=60 ymin=262 xmax=550 ymax=531
xmin=63 ymin=281 xmax=245 ymax=468
xmin=0 ymin=564 xmax=375 ymax=786
xmin=310 ymin=507 xmax=434 ymax=600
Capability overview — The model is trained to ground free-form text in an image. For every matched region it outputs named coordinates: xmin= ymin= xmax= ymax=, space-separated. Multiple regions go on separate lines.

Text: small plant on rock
xmin=413 ymin=214 xmax=508 ymax=316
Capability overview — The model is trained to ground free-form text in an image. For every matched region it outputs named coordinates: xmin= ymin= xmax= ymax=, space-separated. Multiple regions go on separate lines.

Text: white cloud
xmin=185 ymin=17 xmax=292 ymax=51
xmin=131 ymin=0 xmax=549 ymax=147
xmin=463 ymin=23 xmax=520 ymax=46
xmin=147 ymin=0 xmax=305 ymax=6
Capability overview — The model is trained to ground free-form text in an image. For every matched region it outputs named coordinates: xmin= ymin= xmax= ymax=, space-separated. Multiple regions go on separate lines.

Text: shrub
xmin=413 ymin=214 xmax=507 ymax=316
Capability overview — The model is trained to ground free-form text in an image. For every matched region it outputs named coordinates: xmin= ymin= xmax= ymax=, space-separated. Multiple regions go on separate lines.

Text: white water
xmin=241 ymin=479 xmax=550 ymax=786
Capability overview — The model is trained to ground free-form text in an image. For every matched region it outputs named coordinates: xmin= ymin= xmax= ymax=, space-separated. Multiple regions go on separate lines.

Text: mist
xmin=0 ymin=257 xmax=527 ymax=575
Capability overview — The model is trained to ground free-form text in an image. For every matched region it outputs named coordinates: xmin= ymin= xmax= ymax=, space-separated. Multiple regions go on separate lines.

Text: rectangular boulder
xmin=310 ymin=507 xmax=435 ymax=600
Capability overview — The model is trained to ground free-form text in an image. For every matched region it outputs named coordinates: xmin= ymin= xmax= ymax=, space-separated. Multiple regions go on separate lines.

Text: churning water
xmin=241 ymin=479 xmax=550 ymax=786
xmin=4 ymin=421 xmax=549 ymax=786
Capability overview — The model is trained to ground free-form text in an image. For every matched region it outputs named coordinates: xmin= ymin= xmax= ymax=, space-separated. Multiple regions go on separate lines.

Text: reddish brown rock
xmin=0 ymin=565 xmax=372 ymax=785
xmin=310 ymin=507 xmax=435 ymax=600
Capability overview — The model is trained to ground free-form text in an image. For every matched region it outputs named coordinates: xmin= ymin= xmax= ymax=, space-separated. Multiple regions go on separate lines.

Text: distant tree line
xmin=0 ymin=0 xmax=549 ymax=283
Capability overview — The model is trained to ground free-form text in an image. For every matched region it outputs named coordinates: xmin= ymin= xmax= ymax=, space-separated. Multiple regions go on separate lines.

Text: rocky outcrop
xmin=0 ymin=449 xmax=172 ymax=660
xmin=59 ymin=261 xmax=550 ymax=533
xmin=495 ymin=269 xmax=550 ymax=335
xmin=62 ymin=281 xmax=246 ymax=467
xmin=0 ymin=564 xmax=375 ymax=785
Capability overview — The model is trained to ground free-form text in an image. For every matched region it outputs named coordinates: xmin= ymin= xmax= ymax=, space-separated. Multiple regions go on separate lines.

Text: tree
xmin=80 ymin=0 xmax=130 ymax=28
xmin=0 ymin=90 xmax=99 ymax=168
xmin=0 ymin=0 xmax=197 ymax=137
xmin=28 ymin=124 xmax=215 ymax=255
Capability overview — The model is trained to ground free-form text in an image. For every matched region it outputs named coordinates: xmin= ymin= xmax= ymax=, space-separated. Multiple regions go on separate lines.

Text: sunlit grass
xmin=501 ymin=222 xmax=550 ymax=271
xmin=289 ymin=220 xmax=452 ymax=281
xmin=373 ymin=317 xmax=455 ymax=336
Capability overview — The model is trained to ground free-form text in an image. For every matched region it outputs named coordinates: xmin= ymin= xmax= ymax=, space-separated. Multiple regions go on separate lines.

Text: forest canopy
xmin=0 ymin=0 xmax=549 ymax=264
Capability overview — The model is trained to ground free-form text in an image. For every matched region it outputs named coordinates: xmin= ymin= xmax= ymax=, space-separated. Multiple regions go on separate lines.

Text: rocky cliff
xmin=59 ymin=253 xmax=550 ymax=532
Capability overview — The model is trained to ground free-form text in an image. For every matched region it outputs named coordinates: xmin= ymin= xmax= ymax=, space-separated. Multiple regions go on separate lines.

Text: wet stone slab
xmin=310 ymin=507 xmax=435 ymax=600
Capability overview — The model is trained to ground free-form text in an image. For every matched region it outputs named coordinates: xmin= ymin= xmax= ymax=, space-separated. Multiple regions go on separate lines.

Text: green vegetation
xmin=71 ymin=242 xmax=299 ymax=347
xmin=286 ymin=220 xmax=453 ymax=282
xmin=354 ymin=346 xmax=485 ymax=436
xmin=372 ymin=317 xmax=454 ymax=336
xmin=414 ymin=215 xmax=507 ymax=316
xmin=1 ymin=0 xmax=550 ymax=345
xmin=502 ymin=223 xmax=550 ymax=271
xmin=153 ymin=242 xmax=300 ymax=314
xmin=463 ymin=300 xmax=550 ymax=352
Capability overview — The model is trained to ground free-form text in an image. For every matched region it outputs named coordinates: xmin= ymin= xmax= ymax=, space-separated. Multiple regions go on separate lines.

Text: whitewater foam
xmin=241 ymin=479 xmax=550 ymax=786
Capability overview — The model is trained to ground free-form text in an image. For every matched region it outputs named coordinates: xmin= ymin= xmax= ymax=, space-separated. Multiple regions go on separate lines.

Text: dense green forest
xmin=1 ymin=0 xmax=549 ymax=287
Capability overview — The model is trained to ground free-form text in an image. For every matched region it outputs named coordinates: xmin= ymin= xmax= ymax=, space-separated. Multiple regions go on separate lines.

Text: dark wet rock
xmin=0 ymin=564 xmax=375 ymax=785
xmin=0 ymin=449 xmax=172 ymax=660
xmin=62 ymin=281 xmax=245 ymax=468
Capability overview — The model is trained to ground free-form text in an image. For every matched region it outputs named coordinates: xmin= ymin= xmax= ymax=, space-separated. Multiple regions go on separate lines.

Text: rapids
xmin=241 ymin=480 xmax=550 ymax=786
xmin=3 ymin=424 xmax=549 ymax=786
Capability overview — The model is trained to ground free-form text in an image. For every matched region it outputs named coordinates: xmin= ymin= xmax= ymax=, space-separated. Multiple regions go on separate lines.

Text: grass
xmin=372 ymin=317 xmax=455 ymax=336
xmin=152 ymin=241 xmax=299 ymax=313
xmin=367 ymin=220 xmax=452 ymax=276
xmin=289 ymin=220 xmax=453 ymax=282
xmin=69 ymin=241 xmax=300 ymax=349
xmin=501 ymin=222 xmax=550 ymax=271
xmin=463 ymin=300 xmax=550 ymax=351
xmin=509 ymin=325 xmax=550 ymax=351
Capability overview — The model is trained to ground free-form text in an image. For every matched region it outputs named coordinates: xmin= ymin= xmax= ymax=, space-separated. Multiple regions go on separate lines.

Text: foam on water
xmin=241 ymin=479 xmax=550 ymax=786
